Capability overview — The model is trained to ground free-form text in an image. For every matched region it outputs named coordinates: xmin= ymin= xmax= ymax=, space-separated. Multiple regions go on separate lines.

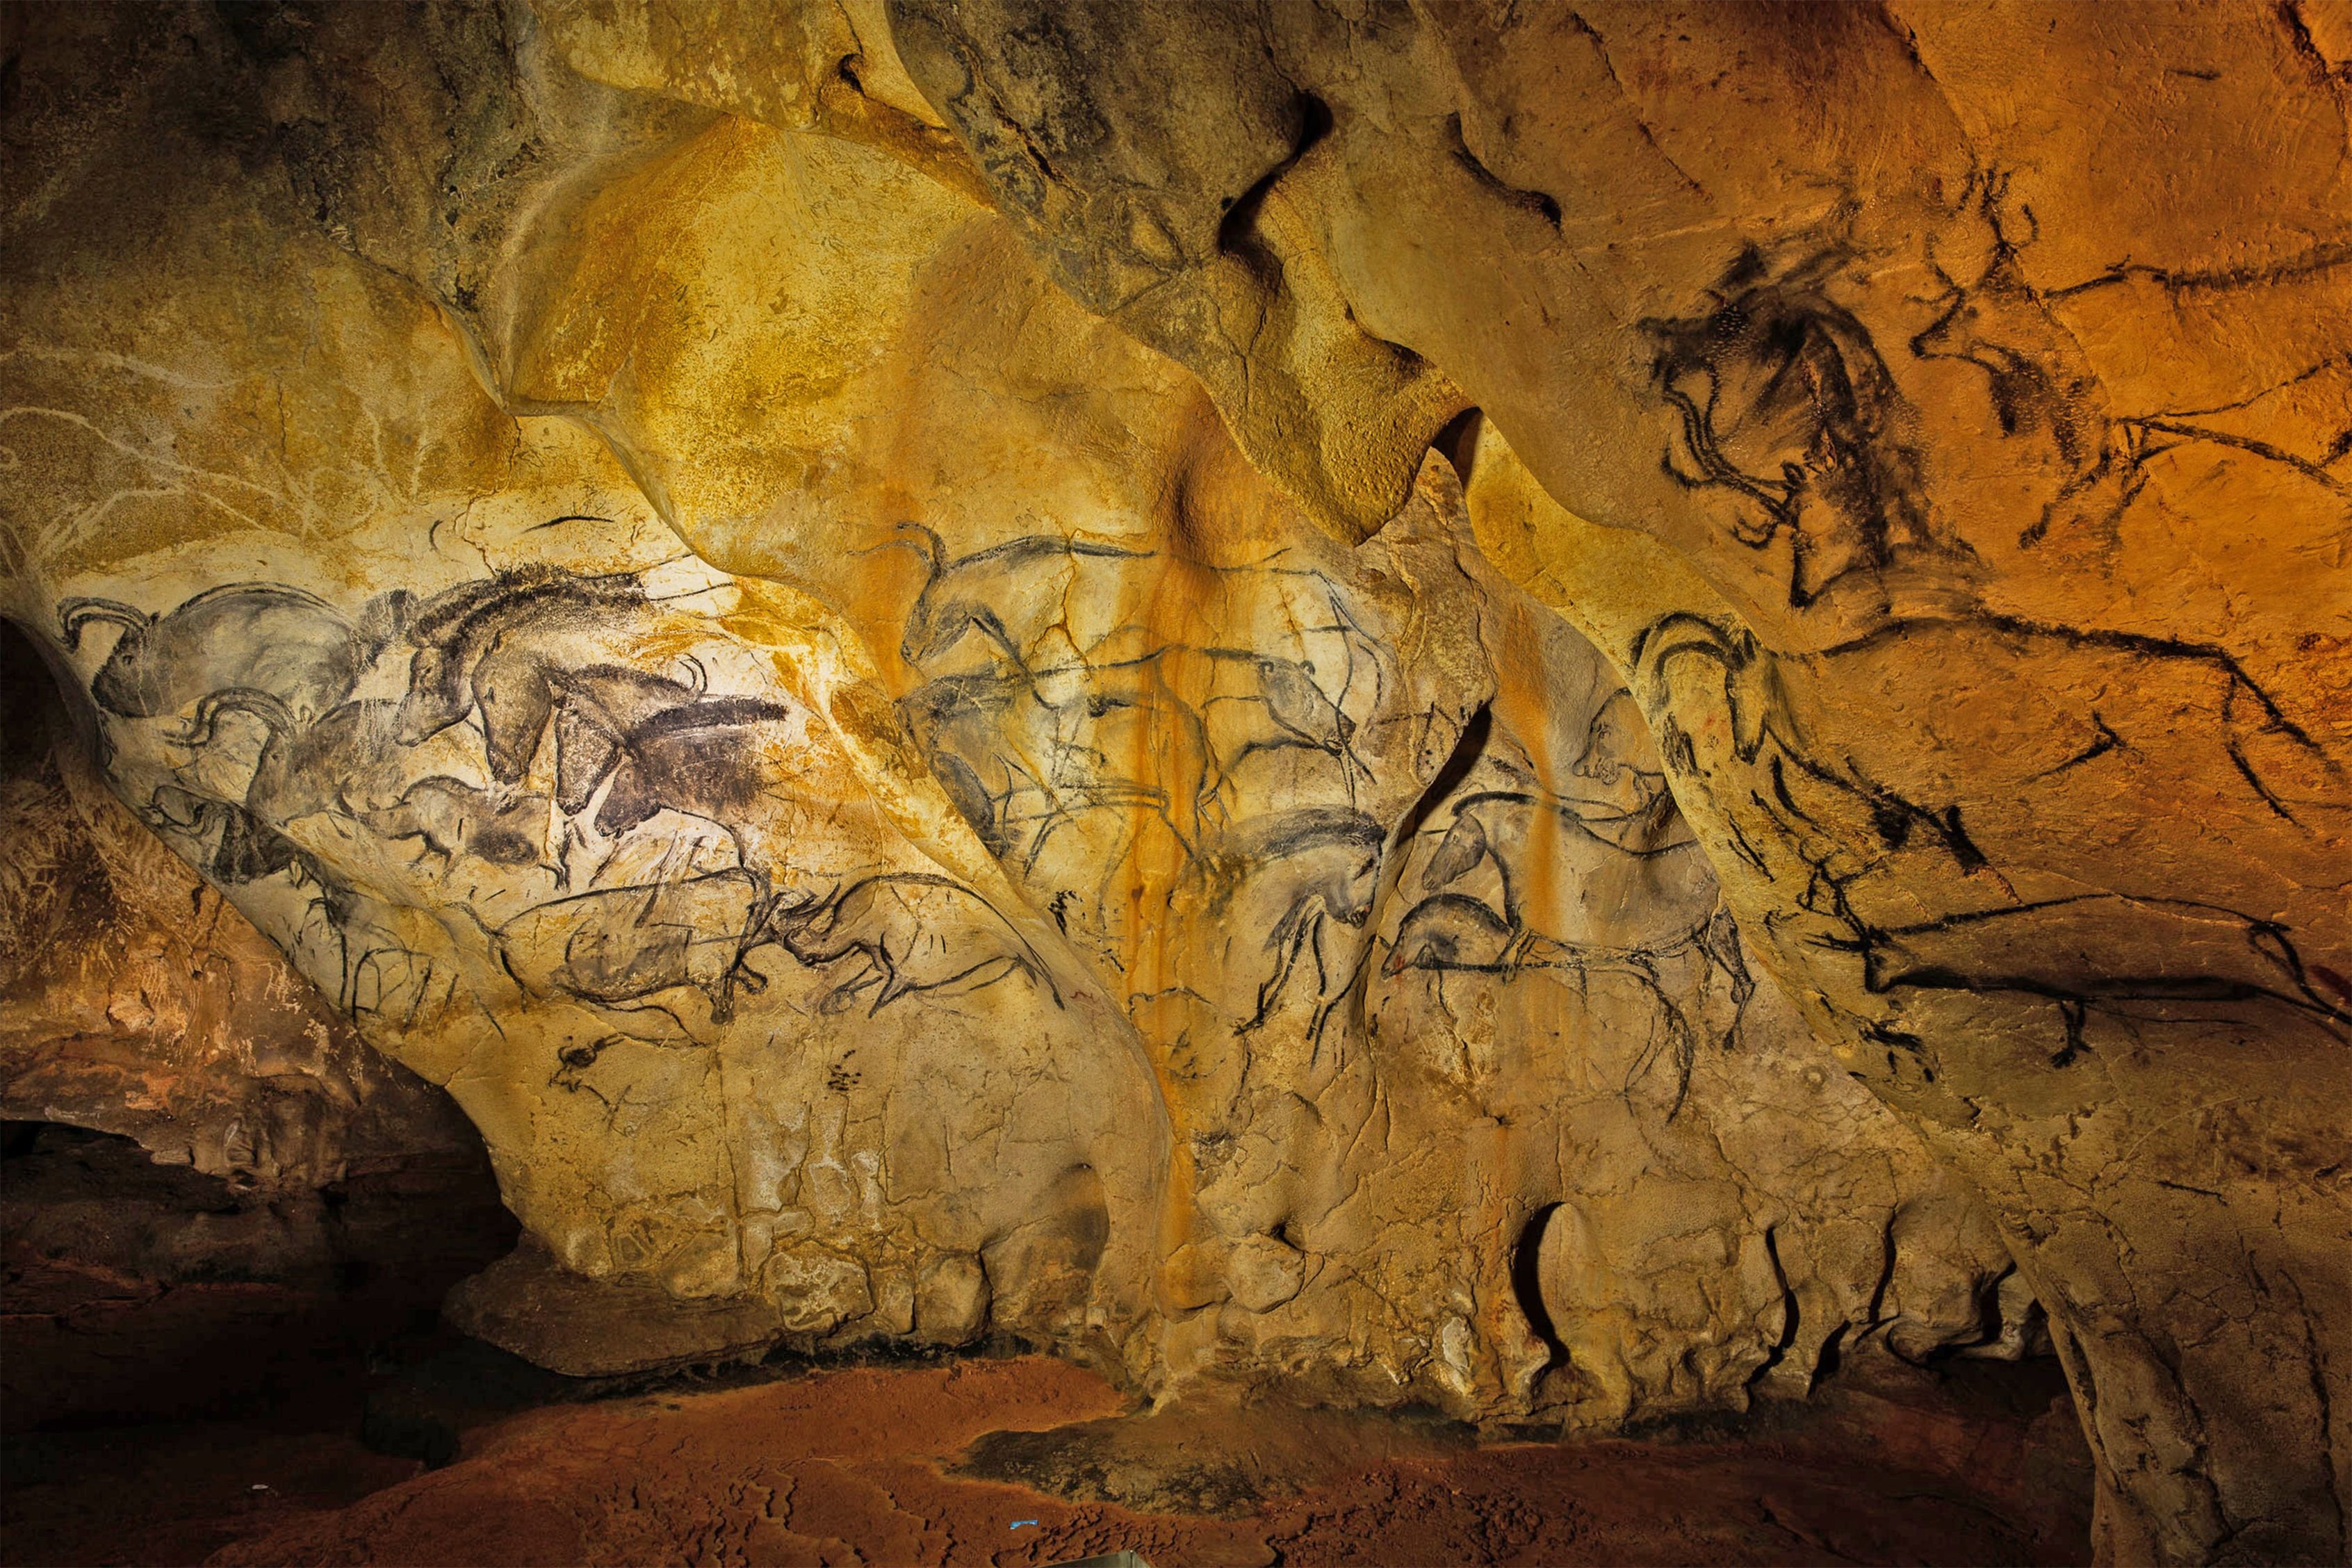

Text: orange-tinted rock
xmin=3 ymin=6 xmax=2343 ymax=1561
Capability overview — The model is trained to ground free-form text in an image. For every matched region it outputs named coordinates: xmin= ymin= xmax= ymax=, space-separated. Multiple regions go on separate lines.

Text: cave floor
xmin=6 ymin=1332 xmax=2090 ymax=1568
xmin=5 ymin=1126 xmax=2092 ymax=1567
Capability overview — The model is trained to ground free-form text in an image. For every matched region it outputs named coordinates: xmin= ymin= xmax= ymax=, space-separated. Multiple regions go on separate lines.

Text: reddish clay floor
xmin=5 ymin=1126 xmax=2092 ymax=1567
xmin=7 ymin=1346 xmax=2091 ymax=1567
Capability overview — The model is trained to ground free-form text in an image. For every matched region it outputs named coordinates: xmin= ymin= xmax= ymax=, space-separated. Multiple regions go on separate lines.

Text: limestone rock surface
xmin=881 ymin=5 xmax=2352 ymax=1561
xmin=1 ymin=6 xmax=2344 ymax=1564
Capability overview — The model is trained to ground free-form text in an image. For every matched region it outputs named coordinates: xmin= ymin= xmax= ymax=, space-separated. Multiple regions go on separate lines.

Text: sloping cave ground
xmin=2 ymin=1125 xmax=2091 ymax=1568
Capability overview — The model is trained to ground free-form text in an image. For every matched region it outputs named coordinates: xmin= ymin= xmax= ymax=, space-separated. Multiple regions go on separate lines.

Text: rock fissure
xmin=3 ymin=5 xmax=2346 ymax=1562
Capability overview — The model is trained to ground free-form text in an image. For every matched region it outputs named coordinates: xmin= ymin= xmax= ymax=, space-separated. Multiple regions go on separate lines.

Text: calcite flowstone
xmin=3 ymin=5 xmax=2345 ymax=1562
xmin=879 ymin=4 xmax=2352 ymax=1561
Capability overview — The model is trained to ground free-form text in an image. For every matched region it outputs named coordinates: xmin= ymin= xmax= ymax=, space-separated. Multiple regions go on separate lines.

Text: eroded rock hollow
xmin=3 ymin=4 xmax=2345 ymax=1562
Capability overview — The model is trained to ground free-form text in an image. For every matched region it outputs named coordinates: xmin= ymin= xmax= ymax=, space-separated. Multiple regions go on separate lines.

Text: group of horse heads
xmin=56 ymin=564 xmax=1063 ymax=1034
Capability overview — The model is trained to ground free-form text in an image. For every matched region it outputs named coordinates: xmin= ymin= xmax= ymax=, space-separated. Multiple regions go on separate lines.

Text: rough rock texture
xmin=3 ymin=622 xmax=480 ymax=1185
xmin=2 ymin=1116 xmax=518 ymax=1566
xmin=876 ymin=6 xmax=2352 ymax=1561
xmin=1 ymin=5 xmax=2344 ymax=1563
xmin=1 ymin=1120 xmax=515 ymax=1430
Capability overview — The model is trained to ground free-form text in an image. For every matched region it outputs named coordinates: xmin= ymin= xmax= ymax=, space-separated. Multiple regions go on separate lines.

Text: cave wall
xmin=3 ymin=621 xmax=482 ymax=1186
xmin=1 ymin=4 xmax=2344 ymax=1563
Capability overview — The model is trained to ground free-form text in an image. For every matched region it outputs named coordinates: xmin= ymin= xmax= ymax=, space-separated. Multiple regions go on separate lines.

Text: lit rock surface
xmin=1 ymin=6 xmax=2344 ymax=1562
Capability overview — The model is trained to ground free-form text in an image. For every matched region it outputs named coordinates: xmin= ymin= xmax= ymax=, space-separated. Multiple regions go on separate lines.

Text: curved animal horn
xmin=891 ymin=519 xmax=947 ymax=574
xmin=763 ymin=882 xmax=847 ymax=957
xmin=57 ymin=597 xmax=151 ymax=648
xmin=169 ymin=686 xmax=295 ymax=749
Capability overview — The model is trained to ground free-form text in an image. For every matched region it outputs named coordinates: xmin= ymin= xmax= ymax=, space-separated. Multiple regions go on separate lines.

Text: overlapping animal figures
xmin=53 ymin=555 xmax=1165 ymax=1367
xmin=41 ymin=464 xmax=2021 ymax=1413
xmin=62 ymin=570 xmax=1060 ymax=1031
xmin=1623 ymin=610 xmax=2352 ymax=1040
xmin=888 ymin=513 xmax=1444 ymax=1020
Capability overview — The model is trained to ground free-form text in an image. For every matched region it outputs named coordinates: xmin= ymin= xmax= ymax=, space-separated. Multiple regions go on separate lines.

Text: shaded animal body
xmin=498 ymin=871 xmax=769 ymax=1023
xmin=364 ymin=776 xmax=553 ymax=869
xmin=395 ymin=570 xmax=797 ymax=848
xmin=1385 ymin=888 xmax=1712 ymax=1116
xmin=894 ymin=530 xmax=1385 ymax=880
xmin=1574 ymin=692 xmax=1659 ymax=790
xmin=905 ymin=641 xmax=1366 ymax=876
xmin=1868 ymin=895 xmax=2352 ymax=1029
xmin=61 ymin=584 xmax=405 ymax=724
xmin=393 ymin=569 xmax=654 ymax=767
xmin=899 ymin=671 xmax=1027 ymax=856
xmin=1571 ymin=691 xmax=1680 ymax=847
xmin=1392 ymin=776 xmax=1740 ymax=1120
xmin=1249 ymin=653 xmax=1356 ymax=752
xmin=169 ymin=688 xmax=401 ymax=828
xmin=1385 ymin=893 xmax=1518 ymax=975
xmin=1640 ymin=248 xmax=1943 ymax=607
xmin=776 ymin=873 xmax=1060 ymax=1015
xmin=546 ymin=664 xmax=794 ymax=838
xmin=1695 ymin=905 xmax=1756 ymax=1013
xmin=143 ymin=783 xmax=303 ymax=888
xmin=1632 ymin=610 xmax=2348 ymax=1034
xmin=1024 ymin=653 xmax=1211 ymax=854
xmin=1191 ymin=647 xmax=1367 ymax=801
xmin=1191 ymin=807 xmax=1387 ymax=918
xmin=902 ymin=661 xmax=1204 ymax=873
xmin=1518 ymin=931 xmax=1705 ymax=1117
xmin=591 ymin=699 xmax=792 ymax=838
xmin=141 ymin=776 xmax=400 ymax=1022
xmin=145 ymin=689 xmax=399 ymax=888
xmin=1189 ymin=808 xmax=1386 ymax=1031
xmin=1633 ymin=613 xmax=1990 ymax=901
xmin=547 ymin=665 xmax=705 ymax=809
xmin=897 ymin=525 xmax=1373 ymax=697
